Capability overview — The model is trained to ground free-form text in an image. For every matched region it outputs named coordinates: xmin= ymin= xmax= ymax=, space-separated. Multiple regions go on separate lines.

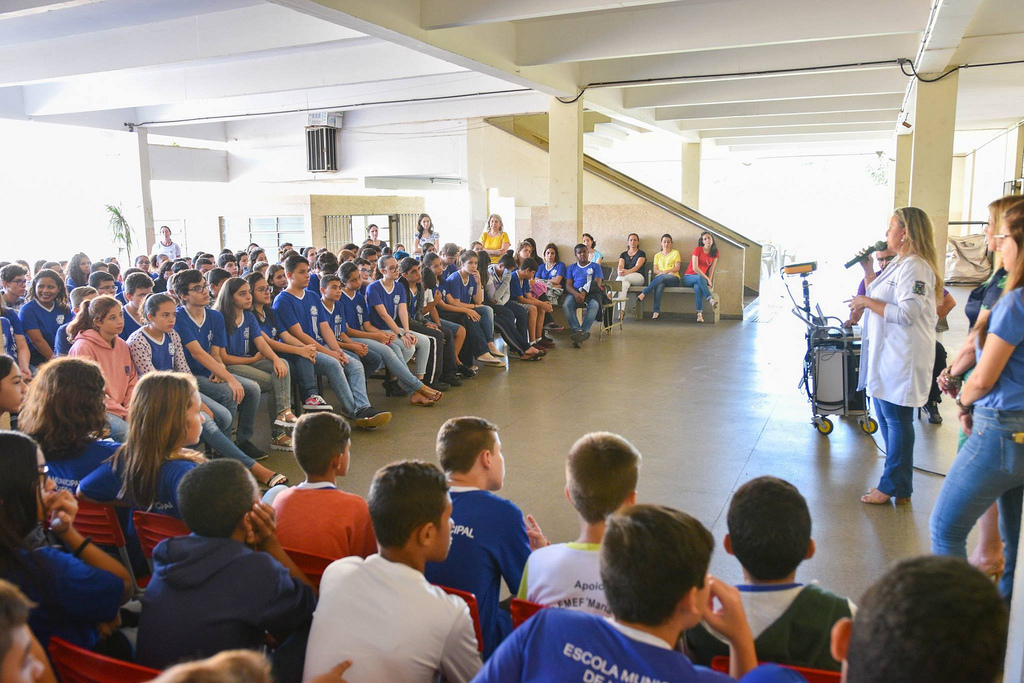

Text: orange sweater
xmin=272 ymin=485 xmax=377 ymax=560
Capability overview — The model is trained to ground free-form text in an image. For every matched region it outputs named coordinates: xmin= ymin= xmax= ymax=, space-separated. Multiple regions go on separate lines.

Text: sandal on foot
xmin=274 ymin=410 xmax=298 ymax=428
xmin=266 ymin=473 xmax=288 ymax=488
xmin=270 ymin=432 xmax=292 ymax=451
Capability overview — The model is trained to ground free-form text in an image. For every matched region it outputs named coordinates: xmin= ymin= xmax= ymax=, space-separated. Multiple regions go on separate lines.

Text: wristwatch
xmin=955 ymin=393 xmax=973 ymax=413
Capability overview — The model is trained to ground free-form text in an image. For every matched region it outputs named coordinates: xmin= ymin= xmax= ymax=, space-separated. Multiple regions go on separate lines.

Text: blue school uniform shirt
xmin=321 ymin=301 xmax=348 ymax=341
xmin=225 ymin=311 xmax=263 ymax=358
xmin=272 ymin=290 xmax=326 ymax=341
xmin=510 ymin=271 xmax=525 ymax=299
xmin=365 ymin=280 xmax=406 ymax=329
xmin=339 ymin=290 xmax=369 ymax=332
xmin=307 ymin=271 xmax=321 ymax=295
xmin=10 ymin=547 xmax=124 ymax=650
xmin=119 ymin=306 xmax=142 ymax=341
xmin=255 ymin=310 xmax=280 ymax=340
xmin=19 ymin=300 xmax=70 ymax=365
xmin=567 ymin=262 xmax=602 ymax=290
xmin=53 ymin=322 xmax=73 ymax=357
xmin=476 ymin=609 xmax=730 ymax=683
xmin=174 ymin=306 xmax=227 ymax=376
xmin=115 ymin=290 xmax=127 ymax=306
xmin=79 ymin=459 xmax=197 ymax=518
xmin=536 ymin=261 xmax=566 ymax=282
xmin=47 ymin=439 xmax=120 ymax=493
xmin=135 ymin=329 xmax=181 ymax=371
xmin=423 ymin=488 xmax=531 ymax=658
xmin=445 ymin=271 xmax=478 ymax=304
xmin=977 ymin=290 xmax=1024 ymax=411
xmin=1 ymin=316 xmax=16 ymax=361
xmin=442 ymin=262 xmax=458 ymax=281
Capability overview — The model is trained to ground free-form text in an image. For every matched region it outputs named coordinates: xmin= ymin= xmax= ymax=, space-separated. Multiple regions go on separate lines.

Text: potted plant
xmin=106 ymin=204 xmax=134 ymax=260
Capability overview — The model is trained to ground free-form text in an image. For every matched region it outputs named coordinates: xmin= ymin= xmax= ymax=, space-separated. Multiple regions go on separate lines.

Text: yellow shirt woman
xmin=480 ymin=230 xmax=511 ymax=263
xmin=653 ymin=249 xmax=681 ymax=273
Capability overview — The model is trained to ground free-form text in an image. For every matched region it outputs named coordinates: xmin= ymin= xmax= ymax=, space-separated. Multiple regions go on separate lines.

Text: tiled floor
xmin=253 ymin=283 xmax=974 ymax=602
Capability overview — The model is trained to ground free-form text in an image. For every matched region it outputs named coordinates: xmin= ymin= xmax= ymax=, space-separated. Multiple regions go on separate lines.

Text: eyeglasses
xmin=994 ymin=234 xmax=1008 ymax=242
xmin=878 ymin=256 xmax=895 ymax=264
xmin=384 ymin=265 xmax=399 ymax=272
xmin=37 ymin=464 xmax=49 ymax=484
xmin=255 ymin=286 xmax=271 ymax=294
xmin=10 ymin=278 xmax=26 ymax=286
xmin=189 ymin=285 xmax=209 ymax=294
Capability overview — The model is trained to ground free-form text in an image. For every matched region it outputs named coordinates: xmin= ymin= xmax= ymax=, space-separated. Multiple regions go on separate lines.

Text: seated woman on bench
xmin=682 ymin=231 xmax=719 ymax=323
xmin=636 ymin=234 xmax=681 ymax=320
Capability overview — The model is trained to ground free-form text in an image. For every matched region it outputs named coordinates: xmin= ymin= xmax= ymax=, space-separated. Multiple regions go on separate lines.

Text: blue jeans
xmin=106 ymin=414 xmax=128 ymax=442
xmin=490 ymin=304 xmax=529 ymax=355
xmin=285 ymin=356 xmax=317 ymax=400
xmin=314 ymin=351 xmax=370 ymax=417
xmin=198 ymin=408 xmax=256 ymax=470
xmin=931 ymin=406 xmax=1024 ymax=599
xmin=874 ymin=398 xmax=916 ymax=499
xmin=475 ymin=305 xmax=495 ymax=341
xmin=563 ymin=296 xmax=599 ymax=333
xmin=640 ymin=274 xmax=680 ymax=313
xmin=680 ymin=273 xmax=712 ymax=312
xmin=363 ymin=338 xmax=423 ymax=393
xmin=195 ymin=374 xmax=260 ymax=444
xmin=440 ymin=311 xmax=487 ymax=362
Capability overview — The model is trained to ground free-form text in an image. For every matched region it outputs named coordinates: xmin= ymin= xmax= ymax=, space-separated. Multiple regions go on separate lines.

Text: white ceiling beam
xmin=0 ymin=3 xmax=362 ymax=87
xmin=677 ymin=110 xmax=900 ymax=131
xmin=699 ymin=122 xmax=895 ymax=139
xmin=654 ymin=94 xmax=906 ymax=121
xmin=420 ymin=0 xmax=678 ymax=30
xmin=579 ymin=34 xmax=921 ymax=87
xmin=916 ymin=0 xmax=985 ymax=74
xmin=950 ymin=33 xmax=1024 ymax=65
xmin=515 ymin=0 xmax=932 ymax=66
xmin=23 ymin=40 xmax=466 ymax=116
xmin=716 ymin=131 xmax=892 ymax=146
xmin=592 ymin=122 xmax=630 ymax=140
xmin=626 ymin=68 xmax=911 ymax=109
xmin=0 ymin=0 xmax=107 ymax=20
xmin=726 ymin=140 xmax=892 ymax=153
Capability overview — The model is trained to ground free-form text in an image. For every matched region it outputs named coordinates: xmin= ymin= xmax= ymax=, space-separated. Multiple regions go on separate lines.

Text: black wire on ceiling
xmin=900 ymin=57 xmax=1024 ymax=83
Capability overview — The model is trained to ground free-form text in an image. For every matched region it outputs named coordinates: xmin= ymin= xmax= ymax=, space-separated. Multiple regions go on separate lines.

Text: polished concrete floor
xmin=253 ymin=281 xmax=975 ymax=602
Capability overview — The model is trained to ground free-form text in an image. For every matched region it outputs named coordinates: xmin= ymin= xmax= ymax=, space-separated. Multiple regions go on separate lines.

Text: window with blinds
xmin=221 ymin=216 xmax=307 ymax=251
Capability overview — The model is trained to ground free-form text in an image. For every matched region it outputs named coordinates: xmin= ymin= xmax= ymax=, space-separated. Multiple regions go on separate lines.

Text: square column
xmin=681 ymin=142 xmax=700 ymax=209
xmin=547 ymin=96 xmax=584 ymax=254
xmin=893 ymin=132 xmax=912 ymax=210
xmin=908 ymin=71 xmax=958 ymax=271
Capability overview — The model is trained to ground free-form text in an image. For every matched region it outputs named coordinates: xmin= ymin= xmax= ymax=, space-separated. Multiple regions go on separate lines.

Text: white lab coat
xmin=859 ymin=253 xmax=938 ymax=407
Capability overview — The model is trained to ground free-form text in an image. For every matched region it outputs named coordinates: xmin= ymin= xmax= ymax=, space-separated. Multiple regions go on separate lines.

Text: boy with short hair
xmin=120 ymin=271 xmax=154 ymax=341
xmin=272 ymin=253 xmax=390 ymax=429
xmin=0 ymin=263 xmax=28 ymax=313
xmin=832 ymin=555 xmax=1007 ymax=683
xmin=206 ymin=267 xmax=231 ymax=300
xmin=217 ymin=252 xmax=238 ymax=277
xmin=563 ymin=243 xmax=603 ymax=348
xmin=320 ymin=270 xmax=385 ymax=377
xmin=424 ymin=416 xmax=548 ymax=658
xmin=440 ymin=243 xmax=460 ymax=280
xmin=136 ymin=460 xmax=316 ymax=671
xmin=686 ymin=476 xmax=854 ymax=672
xmin=476 ymin=504 xmax=759 ymax=681
xmin=87 ymin=271 xmax=116 ymax=297
xmin=303 ymin=461 xmax=482 ymax=682
xmin=265 ymin=412 xmax=376 ymax=560
xmin=0 ymin=579 xmax=51 ymax=683
xmin=515 ymin=258 xmax=555 ymax=347
xmin=518 ymin=432 xmax=640 ymax=615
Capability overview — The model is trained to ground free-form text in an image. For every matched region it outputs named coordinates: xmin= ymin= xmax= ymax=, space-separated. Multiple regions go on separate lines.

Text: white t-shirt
xmin=518 ymin=542 xmax=610 ymax=616
xmin=302 ymin=554 xmax=481 ymax=683
xmin=154 ymin=241 xmax=181 ymax=259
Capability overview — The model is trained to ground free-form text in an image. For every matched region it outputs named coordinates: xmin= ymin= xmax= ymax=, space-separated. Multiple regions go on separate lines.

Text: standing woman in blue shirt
xmin=19 ymin=269 xmax=71 ymax=368
xmin=931 ymin=199 xmax=1024 ymax=600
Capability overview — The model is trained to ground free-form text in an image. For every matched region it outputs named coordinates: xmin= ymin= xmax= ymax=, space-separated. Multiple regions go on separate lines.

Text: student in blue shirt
xmin=484 ymin=254 xmax=543 ymax=361
xmin=563 ymin=243 xmax=604 ymax=348
xmin=172 ymin=269 xmax=265 ymax=463
xmin=423 ymin=253 xmax=477 ymax=378
xmin=87 ymin=271 xmax=117 ymax=299
xmin=425 ymin=417 xmax=548 ymax=658
xmin=120 ymin=271 xmax=153 ymax=341
xmin=19 ymin=269 xmax=71 ymax=368
xmin=318 ymin=272 xmax=383 ymax=378
xmin=443 ymin=251 xmax=503 ymax=367
xmin=273 ymin=253 xmax=391 ymax=430
xmin=477 ymin=505 xmax=761 ymax=681
xmin=65 ymin=252 xmax=92 ymax=292
xmin=398 ymin=257 xmax=462 ymax=389
xmin=932 ymin=201 xmax=1024 ymax=600
xmin=0 ymin=431 xmax=132 ymax=653
xmin=515 ymin=258 xmax=555 ymax=348
xmin=54 ymin=286 xmax=96 ymax=357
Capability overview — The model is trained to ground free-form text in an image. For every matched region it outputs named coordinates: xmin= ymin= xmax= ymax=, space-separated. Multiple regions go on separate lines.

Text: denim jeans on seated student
xmin=106 ymin=413 xmax=128 ymax=442
xmin=285 ymin=356 xmax=318 ymax=400
xmin=195 ymin=374 xmax=261 ymax=444
xmin=680 ymin=273 xmax=712 ymax=312
xmin=930 ymin=406 xmax=1024 ymax=600
xmin=362 ymin=338 xmax=424 ymax=393
xmin=197 ymin=411 xmax=256 ymax=470
xmin=563 ymin=296 xmax=599 ymax=333
xmin=313 ymin=351 xmax=370 ymax=418
xmin=640 ymin=274 xmax=681 ymax=313
xmin=475 ymin=305 xmax=495 ymax=340
xmin=227 ymin=358 xmax=293 ymax=418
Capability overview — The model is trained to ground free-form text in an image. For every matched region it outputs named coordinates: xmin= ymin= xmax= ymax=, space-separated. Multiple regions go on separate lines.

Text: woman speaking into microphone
xmin=849 ymin=207 xmax=942 ymax=505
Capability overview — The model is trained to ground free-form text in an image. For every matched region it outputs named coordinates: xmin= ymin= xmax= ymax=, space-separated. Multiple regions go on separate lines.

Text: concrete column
xmin=119 ymin=128 xmax=155 ymax=257
xmin=908 ymin=71 xmax=958 ymax=271
xmin=892 ymin=132 xmax=912 ymax=210
xmin=465 ymin=119 xmax=489 ymax=246
xmin=681 ymin=142 xmax=700 ymax=209
xmin=547 ymin=96 xmax=584 ymax=255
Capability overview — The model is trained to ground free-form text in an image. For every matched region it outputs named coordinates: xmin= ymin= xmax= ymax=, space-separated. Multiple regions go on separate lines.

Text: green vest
xmin=685 ymin=584 xmax=852 ymax=672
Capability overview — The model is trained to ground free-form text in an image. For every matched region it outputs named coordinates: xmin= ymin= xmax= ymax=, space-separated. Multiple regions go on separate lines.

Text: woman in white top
xmin=849 ymin=207 xmax=941 ymax=505
xmin=414 ymin=213 xmax=439 ymax=255
xmin=154 ymin=225 xmax=182 ymax=260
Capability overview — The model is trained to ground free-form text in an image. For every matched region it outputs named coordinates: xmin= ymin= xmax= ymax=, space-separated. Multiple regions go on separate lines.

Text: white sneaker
xmin=303 ymin=395 xmax=334 ymax=412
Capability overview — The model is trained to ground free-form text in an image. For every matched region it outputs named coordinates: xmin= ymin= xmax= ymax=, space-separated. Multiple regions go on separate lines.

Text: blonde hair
xmin=109 ymin=372 xmax=197 ymax=509
xmin=977 ymin=200 xmax=1024 ymax=345
xmin=989 ymin=195 xmax=1023 ymax=235
xmin=151 ymin=650 xmax=272 ymax=683
xmin=894 ymin=207 xmax=943 ymax=296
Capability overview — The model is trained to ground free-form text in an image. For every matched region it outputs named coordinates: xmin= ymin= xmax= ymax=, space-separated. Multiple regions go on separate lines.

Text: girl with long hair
xmin=399 ymin=257 xmax=461 ymax=389
xmin=266 ymin=264 xmax=287 ymax=299
xmin=0 ymin=355 xmax=25 ymax=431
xmin=616 ymin=233 xmax=647 ymax=321
xmin=582 ymin=233 xmax=603 ymax=265
xmin=19 ymin=357 xmax=117 ymax=492
xmin=0 ymin=431 xmax=132 ymax=652
xmin=79 ymin=372 xmax=204 ymax=518
xmin=66 ymin=296 xmax=137 ymax=441
xmin=214 ymin=277 xmax=297 ymax=452
xmin=636 ymin=234 xmax=682 ymax=320
xmin=65 ymin=253 xmax=91 ymax=291
xmin=850 ymin=207 xmax=942 ymax=506
xmin=19 ymin=269 xmax=70 ymax=367
xmin=681 ymin=231 xmax=720 ymax=323
xmin=931 ymin=199 xmax=1024 ymax=601
xmin=414 ymin=213 xmax=439 ymax=255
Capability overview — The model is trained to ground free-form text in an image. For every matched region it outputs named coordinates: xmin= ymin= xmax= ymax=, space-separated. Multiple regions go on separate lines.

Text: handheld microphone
xmin=843 ymin=240 xmax=888 ymax=269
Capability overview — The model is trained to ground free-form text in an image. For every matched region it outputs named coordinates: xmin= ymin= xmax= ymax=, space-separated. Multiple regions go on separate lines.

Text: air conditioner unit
xmin=306 ymin=127 xmax=338 ymax=173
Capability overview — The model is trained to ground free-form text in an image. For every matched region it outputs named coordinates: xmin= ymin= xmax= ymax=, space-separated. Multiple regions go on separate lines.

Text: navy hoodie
xmin=135 ymin=535 xmax=316 ymax=669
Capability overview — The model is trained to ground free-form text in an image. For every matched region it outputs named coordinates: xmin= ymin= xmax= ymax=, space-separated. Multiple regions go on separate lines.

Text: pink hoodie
xmin=68 ymin=329 xmax=138 ymax=419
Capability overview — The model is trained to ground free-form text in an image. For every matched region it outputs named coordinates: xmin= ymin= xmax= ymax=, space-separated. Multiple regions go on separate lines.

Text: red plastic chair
xmin=132 ymin=510 xmax=189 ymax=586
xmin=711 ymin=656 xmax=840 ymax=682
xmin=281 ymin=546 xmax=335 ymax=590
xmin=510 ymin=597 xmax=545 ymax=628
xmin=436 ymin=585 xmax=484 ymax=652
xmin=73 ymin=499 xmax=140 ymax=595
xmin=49 ymin=636 xmax=161 ymax=683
